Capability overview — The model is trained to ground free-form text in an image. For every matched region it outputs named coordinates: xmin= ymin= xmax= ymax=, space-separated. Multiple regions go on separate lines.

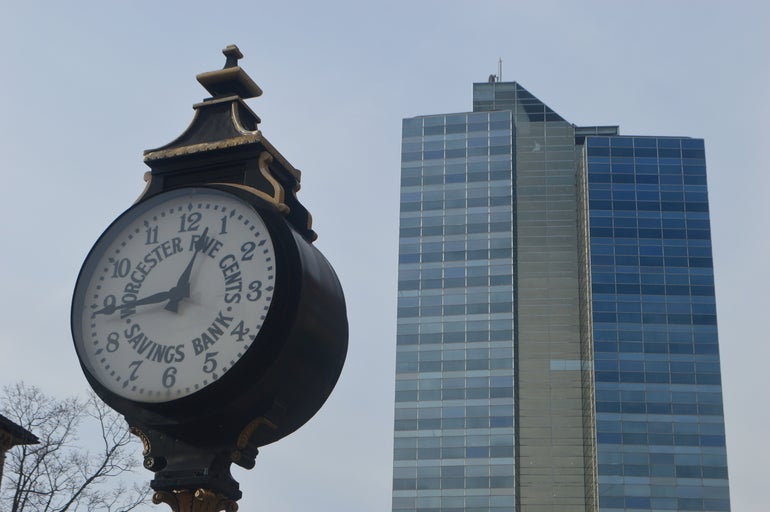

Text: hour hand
xmin=92 ymin=290 xmax=172 ymax=317
xmin=127 ymin=290 xmax=172 ymax=308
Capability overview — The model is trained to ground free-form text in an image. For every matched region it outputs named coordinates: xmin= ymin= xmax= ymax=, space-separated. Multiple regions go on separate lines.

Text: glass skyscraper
xmin=393 ymin=81 xmax=730 ymax=512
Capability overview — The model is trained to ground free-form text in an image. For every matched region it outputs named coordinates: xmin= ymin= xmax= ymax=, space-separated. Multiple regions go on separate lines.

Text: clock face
xmin=72 ymin=188 xmax=276 ymax=403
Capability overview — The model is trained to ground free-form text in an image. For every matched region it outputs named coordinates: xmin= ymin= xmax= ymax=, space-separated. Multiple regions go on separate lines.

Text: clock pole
xmin=71 ymin=45 xmax=348 ymax=512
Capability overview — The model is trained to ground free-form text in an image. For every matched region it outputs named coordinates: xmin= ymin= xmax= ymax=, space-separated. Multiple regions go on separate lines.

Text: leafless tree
xmin=0 ymin=383 xmax=150 ymax=512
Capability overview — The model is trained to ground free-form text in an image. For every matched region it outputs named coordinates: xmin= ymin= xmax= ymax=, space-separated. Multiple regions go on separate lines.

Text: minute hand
xmin=165 ymin=227 xmax=209 ymax=313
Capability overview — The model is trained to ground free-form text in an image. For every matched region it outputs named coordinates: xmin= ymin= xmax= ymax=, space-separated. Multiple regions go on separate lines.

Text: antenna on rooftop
xmin=488 ymin=58 xmax=504 ymax=83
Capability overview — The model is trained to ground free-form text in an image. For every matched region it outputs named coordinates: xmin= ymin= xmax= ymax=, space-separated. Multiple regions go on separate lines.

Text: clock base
xmin=132 ymin=423 xmax=256 ymax=502
xmin=153 ymin=488 xmax=238 ymax=512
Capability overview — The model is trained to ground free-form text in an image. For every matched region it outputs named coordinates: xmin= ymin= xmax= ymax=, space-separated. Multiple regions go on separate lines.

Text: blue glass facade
xmin=393 ymin=82 xmax=730 ymax=512
xmin=394 ymin=110 xmax=517 ymax=512
xmin=585 ymin=136 xmax=730 ymax=511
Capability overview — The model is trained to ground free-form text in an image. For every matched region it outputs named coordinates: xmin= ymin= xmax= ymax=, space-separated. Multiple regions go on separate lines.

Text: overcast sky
xmin=0 ymin=1 xmax=768 ymax=511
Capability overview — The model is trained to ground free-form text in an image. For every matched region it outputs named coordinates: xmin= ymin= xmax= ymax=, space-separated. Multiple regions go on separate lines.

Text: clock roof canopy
xmin=141 ymin=45 xmax=316 ymax=242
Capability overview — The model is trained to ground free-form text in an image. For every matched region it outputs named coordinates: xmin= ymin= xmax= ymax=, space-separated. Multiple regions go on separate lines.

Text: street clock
xmin=70 ymin=46 xmax=347 ymax=509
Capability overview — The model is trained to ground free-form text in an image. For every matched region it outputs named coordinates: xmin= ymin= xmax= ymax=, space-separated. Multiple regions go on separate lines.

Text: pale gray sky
xmin=1 ymin=1 xmax=768 ymax=511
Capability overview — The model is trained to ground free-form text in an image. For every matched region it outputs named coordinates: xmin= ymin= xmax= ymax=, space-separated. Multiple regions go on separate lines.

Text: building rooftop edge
xmin=0 ymin=413 xmax=38 ymax=445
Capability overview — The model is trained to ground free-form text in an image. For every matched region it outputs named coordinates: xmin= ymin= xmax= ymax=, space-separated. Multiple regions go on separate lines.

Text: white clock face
xmin=72 ymin=188 xmax=275 ymax=403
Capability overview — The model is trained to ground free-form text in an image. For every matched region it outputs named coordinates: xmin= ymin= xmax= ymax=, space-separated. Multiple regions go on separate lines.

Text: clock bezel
xmin=71 ymin=185 xmax=300 ymax=421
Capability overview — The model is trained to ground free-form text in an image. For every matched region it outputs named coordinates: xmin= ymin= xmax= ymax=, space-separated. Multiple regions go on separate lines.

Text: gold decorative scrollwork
xmin=134 ymin=171 xmax=155 ymax=204
xmin=236 ymin=416 xmax=277 ymax=450
xmin=129 ymin=426 xmax=151 ymax=456
xmin=152 ymin=489 xmax=238 ymax=512
xmin=257 ymin=152 xmax=284 ymax=207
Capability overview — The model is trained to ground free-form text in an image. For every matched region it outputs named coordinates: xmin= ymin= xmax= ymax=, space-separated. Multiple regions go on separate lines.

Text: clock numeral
xmin=220 ymin=215 xmax=228 ymax=235
xmin=203 ymin=352 xmax=219 ymax=374
xmin=230 ymin=320 xmax=250 ymax=342
xmin=179 ymin=212 xmax=202 ymax=232
xmin=246 ymin=280 xmax=263 ymax=301
xmin=129 ymin=360 xmax=142 ymax=381
xmin=111 ymin=258 xmax=131 ymax=278
xmin=145 ymin=225 xmax=159 ymax=245
xmin=240 ymin=241 xmax=256 ymax=261
xmin=162 ymin=366 xmax=177 ymax=388
xmin=106 ymin=332 xmax=120 ymax=353
xmin=96 ymin=295 xmax=117 ymax=316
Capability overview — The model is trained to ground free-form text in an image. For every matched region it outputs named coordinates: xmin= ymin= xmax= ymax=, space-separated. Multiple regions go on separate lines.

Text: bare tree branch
xmin=0 ymin=383 xmax=150 ymax=512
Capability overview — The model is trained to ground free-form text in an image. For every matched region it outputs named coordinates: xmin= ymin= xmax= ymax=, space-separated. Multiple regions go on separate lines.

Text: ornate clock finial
xmin=142 ymin=45 xmax=317 ymax=242
xmin=222 ymin=45 xmax=243 ymax=69
xmin=196 ymin=44 xmax=262 ymax=99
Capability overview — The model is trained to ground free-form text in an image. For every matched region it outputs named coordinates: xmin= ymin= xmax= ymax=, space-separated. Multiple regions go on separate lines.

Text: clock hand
xmin=165 ymin=227 xmax=209 ymax=313
xmin=126 ymin=290 xmax=173 ymax=308
xmin=92 ymin=228 xmax=210 ymax=317
xmin=91 ymin=290 xmax=172 ymax=316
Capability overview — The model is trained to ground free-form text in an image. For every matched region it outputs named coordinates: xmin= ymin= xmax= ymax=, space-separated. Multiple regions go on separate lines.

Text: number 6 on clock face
xmin=71 ymin=187 xmax=276 ymax=403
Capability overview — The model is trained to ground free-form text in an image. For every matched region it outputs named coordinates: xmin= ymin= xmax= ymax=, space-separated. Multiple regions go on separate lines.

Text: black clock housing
xmin=73 ymin=185 xmax=347 ymax=449
xmin=70 ymin=47 xmax=349 ymax=501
